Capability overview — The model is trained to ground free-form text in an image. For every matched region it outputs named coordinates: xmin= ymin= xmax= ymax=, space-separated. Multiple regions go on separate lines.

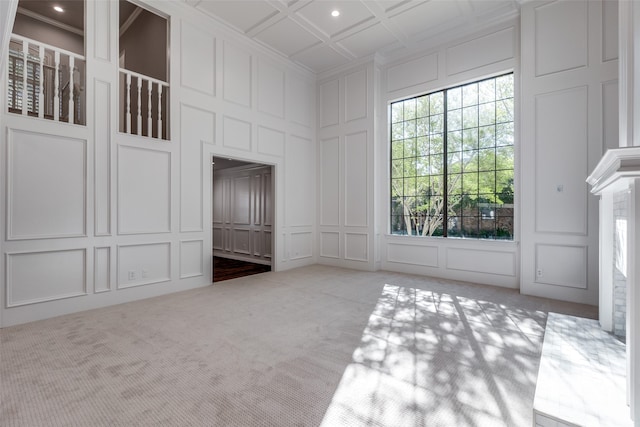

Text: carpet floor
xmin=0 ymin=265 xmax=597 ymax=426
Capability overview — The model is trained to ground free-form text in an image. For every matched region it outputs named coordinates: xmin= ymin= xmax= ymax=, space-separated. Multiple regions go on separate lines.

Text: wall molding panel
xmin=223 ymin=40 xmax=252 ymax=107
xmin=344 ymin=131 xmax=368 ymax=227
xmin=386 ymin=53 xmax=438 ymax=93
xmin=94 ymin=79 xmax=112 ymax=236
xmin=534 ymin=244 xmax=588 ymax=289
xmin=180 ymin=104 xmax=214 ymax=233
xmin=446 ymin=247 xmax=516 ymax=277
xmin=387 ymin=243 xmax=439 ymax=268
xmin=180 ymin=239 xmax=204 ymax=279
xmin=7 ymin=129 xmax=87 ymax=240
xmin=117 ymin=145 xmax=172 ymax=235
xmin=181 ymin=24 xmax=215 ymax=96
xmin=222 ymin=115 xmax=252 ymax=152
xmin=534 ymin=0 xmax=588 ymax=77
xmin=290 ymin=231 xmax=313 ymax=260
xmin=319 ymin=79 xmax=340 ymax=128
xmin=117 ymin=242 xmax=171 ymax=289
xmin=6 ymin=248 xmax=87 ymax=307
xmin=94 ymin=247 xmax=111 ymax=293
xmin=534 ymin=86 xmax=589 ymax=236
xmin=345 ymin=232 xmax=368 ymax=262
xmin=344 ymin=69 xmax=367 ymax=122
xmin=446 ymin=26 xmax=515 ymax=76
xmin=320 ymin=231 xmax=340 ymax=259
xmin=257 ymin=58 xmax=285 ymax=118
xmin=320 ymin=136 xmax=340 ymax=226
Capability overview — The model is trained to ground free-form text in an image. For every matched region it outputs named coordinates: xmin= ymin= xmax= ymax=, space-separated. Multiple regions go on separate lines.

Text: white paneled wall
xmin=317 ymin=62 xmax=376 ymax=270
xmin=213 ymin=165 xmax=273 ymax=265
xmin=377 ymin=21 xmax=520 ymax=288
xmin=0 ymin=0 xmax=316 ymax=327
xmin=520 ymin=0 xmax=618 ymax=304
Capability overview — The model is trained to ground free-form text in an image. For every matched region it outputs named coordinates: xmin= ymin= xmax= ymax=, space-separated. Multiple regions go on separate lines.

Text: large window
xmin=390 ymin=73 xmax=514 ymax=240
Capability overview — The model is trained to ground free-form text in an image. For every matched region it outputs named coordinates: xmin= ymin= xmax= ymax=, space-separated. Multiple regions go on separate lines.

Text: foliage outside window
xmin=390 ymin=73 xmax=514 ymax=240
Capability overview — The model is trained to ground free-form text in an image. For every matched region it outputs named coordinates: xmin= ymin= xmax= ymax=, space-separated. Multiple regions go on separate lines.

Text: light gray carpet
xmin=0 ymin=265 xmax=597 ymax=426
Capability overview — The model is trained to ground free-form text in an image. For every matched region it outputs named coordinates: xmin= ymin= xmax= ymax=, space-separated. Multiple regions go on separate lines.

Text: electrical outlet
xmin=128 ymin=270 xmax=136 ymax=280
xmin=536 ymin=269 xmax=543 ymax=277
xmin=142 ymin=269 xmax=149 ymax=278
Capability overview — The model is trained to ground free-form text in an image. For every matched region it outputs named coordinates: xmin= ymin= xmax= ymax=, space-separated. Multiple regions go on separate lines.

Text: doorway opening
xmin=212 ymin=156 xmax=274 ymax=282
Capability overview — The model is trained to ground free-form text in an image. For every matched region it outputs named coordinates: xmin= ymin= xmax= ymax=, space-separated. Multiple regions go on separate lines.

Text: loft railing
xmin=119 ymin=68 xmax=169 ymax=140
xmin=7 ymin=34 xmax=85 ymax=125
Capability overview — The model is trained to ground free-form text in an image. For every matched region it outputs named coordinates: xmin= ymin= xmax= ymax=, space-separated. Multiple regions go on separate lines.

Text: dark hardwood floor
xmin=213 ymin=256 xmax=271 ymax=282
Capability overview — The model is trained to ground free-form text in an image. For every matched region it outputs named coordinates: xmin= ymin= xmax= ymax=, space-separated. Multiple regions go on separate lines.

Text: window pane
xmin=448 ymin=130 xmax=462 ymax=152
xmin=417 ymin=137 xmax=428 ymax=156
xmin=448 ymin=151 xmax=462 ymax=174
xmin=463 ymin=153 xmax=478 ymax=172
xmin=447 ymin=87 xmax=462 ymax=110
xmin=496 ymin=74 xmax=514 ymax=99
xmin=404 ymin=138 xmax=417 ymax=158
xmin=391 ymin=102 xmax=403 ymax=123
xmin=416 ymin=117 xmax=429 ymax=136
xmin=462 ymin=105 xmax=478 ymax=129
xmin=463 ymin=128 xmax=478 ymax=151
xmin=479 ymin=79 xmax=496 ymax=103
xmin=430 ymin=92 xmax=444 ymax=114
xmin=392 ymin=122 xmax=404 ymax=141
xmin=478 ymin=148 xmax=496 ymax=171
xmin=417 ymin=96 xmax=429 ymax=117
xmin=404 ymin=98 xmax=416 ymax=120
xmin=404 ymin=119 xmax=416 ymax=138
xmin=462 ymin=83 xmax=478 ymax=107
xmin=430 ymin=113 xmax=444 ymax=133
xmin=496 ymin=98 xmax=514 ymax=123
xmin=496 ymin=123 xmax=514 ymax=146
xmin=479 ymin=125 xmax=496 ymax=149
xmin=391 ymin=160 xmax=404 ymax=179
xmin=430 ymin=133 xmax=444 ymax=154
xmin=448 ymin=108 xmax=462 ymax=131
xmin=479 ymin=102 xmax=495 ymax=126
xmin=392 ymin=140 xmax=403 ymax=159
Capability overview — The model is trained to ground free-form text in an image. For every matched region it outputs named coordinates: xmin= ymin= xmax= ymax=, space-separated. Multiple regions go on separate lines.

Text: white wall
xmin=520 ymin=0 xmax=618 ymax=305
xmin=317 ymin=62 xmax=378 ymax=270
xmin=379 ymin=21 xmax=521 ymax=289
xmin=0 ymin=0 xmax=316 ymax=327
xmin=213 ymin=164 xmax=273 ymax=265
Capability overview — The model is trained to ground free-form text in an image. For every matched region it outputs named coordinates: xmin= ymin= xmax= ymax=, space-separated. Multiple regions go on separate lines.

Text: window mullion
xmin=443 ymin=90 xmax=448 ymax=238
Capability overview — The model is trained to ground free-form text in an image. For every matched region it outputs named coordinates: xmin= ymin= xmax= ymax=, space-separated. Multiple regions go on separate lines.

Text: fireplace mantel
xmin=587 ymin=146 xmax=640 ymax=423
xmin=587 ymin=146 xmax=640 ymax=194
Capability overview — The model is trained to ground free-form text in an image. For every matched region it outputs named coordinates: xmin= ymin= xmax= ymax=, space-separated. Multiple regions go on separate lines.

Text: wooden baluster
xmin=126 ymin=73 xmax=131 ymax=133
xmin=136 ymin=77 xmax=142 ymax=135
xmin=38 ymin=45 xmax=44 ymax=118
xmin=157 ymin=85 xmax=163 ymax=139
xmin=21 ymin=42 xmax=28 ymax=115
xmin=53 ymin=50 xmax=60 ymax=121
xmin=68 ymin=55 xmax=75 ymax=124
xmin=147 ymin=80 xmax=152 ymax=137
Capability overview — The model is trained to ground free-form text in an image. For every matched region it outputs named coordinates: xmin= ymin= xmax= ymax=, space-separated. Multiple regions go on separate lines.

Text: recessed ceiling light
xmin=331 ymin=10 xmax=340 ymax=17
xmin=53 ymin=5 xmax=64 ymax=12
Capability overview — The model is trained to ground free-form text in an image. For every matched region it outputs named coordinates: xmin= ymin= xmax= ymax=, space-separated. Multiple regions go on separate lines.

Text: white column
xmin=68 ymin=55 xmax=75 ymax=124
xmin=53 ymin=50 xmax=60 ymax=121
xmin=37 ymin=45 xmax=44 ymax=118
xmin=21 ymin=41 xmax=28 ymax=115
xmin=600 ymin=192 xmax=614 ymax=332
xmin=126 ymin=73 xmax=131 ymax=134
xmin=630 ymin=179 xmax=640 ymax=421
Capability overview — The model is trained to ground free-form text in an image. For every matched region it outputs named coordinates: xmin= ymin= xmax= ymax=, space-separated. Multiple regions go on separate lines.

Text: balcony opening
xmin=7 ymin=0 xmax=86 ymax=125
xmin=119 ymin=0 xmax=169 ymax=140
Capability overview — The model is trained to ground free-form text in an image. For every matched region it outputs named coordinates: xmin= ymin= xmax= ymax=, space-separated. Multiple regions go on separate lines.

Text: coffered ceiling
xmin=186 ymin=0 xmax=522 ymax=74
